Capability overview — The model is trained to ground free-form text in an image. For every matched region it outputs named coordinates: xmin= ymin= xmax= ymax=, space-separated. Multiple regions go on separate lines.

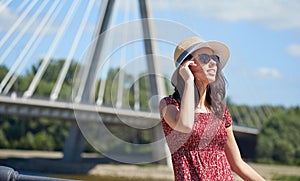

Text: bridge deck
xmin=0 ymin=95 xmax=258 ymax=135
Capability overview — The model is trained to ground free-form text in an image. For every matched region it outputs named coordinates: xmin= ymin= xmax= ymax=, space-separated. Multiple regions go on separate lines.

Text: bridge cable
xmin=245 ymin=106 xmax=261 ymax=128
xmin=132 ymin=1 xmax=142 ymax=110
xmin=23 ymin=0 xmax=81 ymax=98
xmin=229 ymin=104 xmax=244 ymax=125
xmin=3 ymin=1 xmax=66 ymax=95
xmin=0 ymin=0 xmax=40 ymax=65
xmin=115 ymin=0 xmax=131 ymax=108
xmin=252 ymin=106 xmax=267 ymax=128
xmin=0 ymin=0 xmax=50 ymax=92
xmin=95 ymin=1 xmax=120 ymax=105
xmin=0 ymin=0 xmax=31 ymax=49
xmin=1 ymin=0 xmax=61 ymax=94
xmin=50 ymin=0 xmax=96 ymax=101
xmin=74 ymin=0 xmax=115 ymax=103
xmin=0 ymin=0 xmax=14 ymax=13
xmin=11 ymin=0 xmax=31 ymax=13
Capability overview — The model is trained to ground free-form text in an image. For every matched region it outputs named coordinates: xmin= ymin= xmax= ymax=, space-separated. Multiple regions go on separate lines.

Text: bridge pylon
xmin=63 ymin=0 xmax=171 ymax=165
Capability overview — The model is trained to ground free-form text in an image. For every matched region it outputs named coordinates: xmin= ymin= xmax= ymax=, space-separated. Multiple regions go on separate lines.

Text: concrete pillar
xmin=138 ymin=0 xmax=171 ymax=166
xmin=63 ymin=122 xmax=86 ymax=161
xmin=63 ymin=0 xmax=115 ymax=161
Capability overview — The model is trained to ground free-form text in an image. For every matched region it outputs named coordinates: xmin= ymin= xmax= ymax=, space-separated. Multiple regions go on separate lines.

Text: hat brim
xmin=171 ymin=41 xmax=230 ymax=86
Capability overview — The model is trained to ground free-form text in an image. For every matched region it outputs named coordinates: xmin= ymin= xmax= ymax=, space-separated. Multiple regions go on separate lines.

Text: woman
xmin=159 ymin=37 xmax=265 ymax=180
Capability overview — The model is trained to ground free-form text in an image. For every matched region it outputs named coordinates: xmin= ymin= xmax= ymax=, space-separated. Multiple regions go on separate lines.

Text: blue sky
xmin=149 ymin=0 xmax=300 ymax=107
xmin=0 ymin=0 xmax=299 ymax=107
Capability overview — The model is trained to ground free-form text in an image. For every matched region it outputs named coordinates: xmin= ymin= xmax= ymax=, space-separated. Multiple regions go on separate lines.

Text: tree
xmin=257 ymin=107 xmax=300 ymax=164
xmin=0 ymin=66 xmax=8 ymax=80
xmin=0 ymin=60 xmax=73 ymax=151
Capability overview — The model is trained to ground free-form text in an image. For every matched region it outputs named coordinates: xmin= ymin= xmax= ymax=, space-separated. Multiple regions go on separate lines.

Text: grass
xmin=272 ymin=174 xmax=300 ymax=181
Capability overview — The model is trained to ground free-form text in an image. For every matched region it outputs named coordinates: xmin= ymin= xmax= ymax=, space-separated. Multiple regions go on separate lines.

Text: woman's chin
xmin=207 ymin=77 xmax=216 ymax=83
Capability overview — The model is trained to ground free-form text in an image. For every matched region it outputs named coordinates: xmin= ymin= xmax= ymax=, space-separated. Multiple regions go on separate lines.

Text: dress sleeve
xmin=159 ymin=97 xmax=179 ymax=118
xmin=223 ymin=107 xmax=233 ymax=128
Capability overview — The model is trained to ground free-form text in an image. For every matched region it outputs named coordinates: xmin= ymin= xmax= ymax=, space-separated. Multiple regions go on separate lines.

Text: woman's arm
xmin=161 ymin=80 xmax=195 ymax=133
xmin=161 ymin=60 xmax=196 ymax=133
xmin=225 ymin=126 xmax=265 ymax=181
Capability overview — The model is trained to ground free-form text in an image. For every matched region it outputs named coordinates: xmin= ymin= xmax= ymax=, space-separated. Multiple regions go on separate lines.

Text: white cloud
xmin=152 ymin=0 xmax=300 ymax=30
xmin=0 ymin=2 xmax=48 ymax=35
xmin=256 ymin=67 xmax=282 ymax=79
xmin=286 ymin=44 xmax=300 ymax=57
xmin=0 ymin=2 xmax=88 ymax=36
xmin=0 ymin=2 xmax=18 ymax=32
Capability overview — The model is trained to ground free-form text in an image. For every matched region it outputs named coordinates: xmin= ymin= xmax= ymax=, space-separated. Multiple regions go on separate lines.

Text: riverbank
xmin=0 ymin=149 xmax=300 ymax=180
xmin=0 ymin=149 xmax=173 ymax=180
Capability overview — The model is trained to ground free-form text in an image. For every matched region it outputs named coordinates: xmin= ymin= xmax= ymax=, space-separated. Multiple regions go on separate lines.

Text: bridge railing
xmin=0 ymin=166 xmax=78 ymax=181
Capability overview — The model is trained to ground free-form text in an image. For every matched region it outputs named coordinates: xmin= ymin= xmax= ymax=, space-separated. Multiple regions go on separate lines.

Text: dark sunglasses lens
xmin=198 ymin=54 xmax=220 ymax=64
xmin=211 ymin=55 xmax=220 ymax=64
xmin=199 ymin=54 xmax=210 ymax=63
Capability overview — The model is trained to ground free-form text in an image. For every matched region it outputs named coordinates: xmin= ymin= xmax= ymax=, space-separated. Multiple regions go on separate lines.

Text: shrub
xmin=257 ymin=107 xmax=300 ymax=165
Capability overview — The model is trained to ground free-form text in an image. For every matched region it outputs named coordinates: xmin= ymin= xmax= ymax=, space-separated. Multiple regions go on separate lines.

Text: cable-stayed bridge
xmin=0 ymin=0 xmax=273 ymax=164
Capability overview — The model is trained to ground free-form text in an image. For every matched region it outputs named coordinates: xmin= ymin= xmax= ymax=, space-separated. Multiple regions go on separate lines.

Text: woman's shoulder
xmin=160 ymin=96 xmax=178 ymax=106
xmin=222 ymin=106 xmax=232 ymax=128
xmin=223 ymin=106 xmax=231 ymax=116
xmin=159 ymin=96 xmax=180 ymax=111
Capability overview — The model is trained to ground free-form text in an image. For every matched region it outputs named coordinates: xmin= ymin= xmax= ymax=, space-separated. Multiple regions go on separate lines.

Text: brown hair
xmin=171 ymin=55 xmax=226 ymax=119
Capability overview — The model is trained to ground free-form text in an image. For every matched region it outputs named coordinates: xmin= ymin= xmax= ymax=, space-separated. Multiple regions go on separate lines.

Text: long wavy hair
xmin=171 ymin=55 xmax=226 ymax=119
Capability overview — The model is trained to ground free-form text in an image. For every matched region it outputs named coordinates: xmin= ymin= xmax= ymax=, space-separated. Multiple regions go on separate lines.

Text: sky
xmin=149 ymin=0 xmax=300 ymax=107
xmin=0 ymin=0 xmax=299 ymax=107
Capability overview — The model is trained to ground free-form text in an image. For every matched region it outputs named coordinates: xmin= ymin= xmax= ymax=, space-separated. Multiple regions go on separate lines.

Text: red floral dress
xmin=159 ymin=97 xmax=234 ymax=181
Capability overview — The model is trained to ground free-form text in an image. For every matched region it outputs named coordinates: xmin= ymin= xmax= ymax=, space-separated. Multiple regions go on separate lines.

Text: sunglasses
xmin=195 ymin=54 xmax=220 ymax=64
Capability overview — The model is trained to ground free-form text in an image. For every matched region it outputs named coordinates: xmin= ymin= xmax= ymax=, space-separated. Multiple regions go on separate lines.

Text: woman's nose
xmin=208 ymin=59 xmax=217 ymax=66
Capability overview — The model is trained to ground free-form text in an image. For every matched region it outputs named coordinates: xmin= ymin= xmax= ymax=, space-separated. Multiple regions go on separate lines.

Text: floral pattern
xmin=160 ymin=97 xmax=234 ymax=181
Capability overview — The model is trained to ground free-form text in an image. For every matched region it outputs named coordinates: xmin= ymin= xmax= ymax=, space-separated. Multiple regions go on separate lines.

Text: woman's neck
xmin=195 ymin=81 xmax=210 ymax=112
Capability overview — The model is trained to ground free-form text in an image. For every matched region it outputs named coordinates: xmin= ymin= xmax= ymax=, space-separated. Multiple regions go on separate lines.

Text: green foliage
xmin=0 ymin=59 xmax=154 ymax=152
xmin=0 ymin=66 xmax=8 ymax=80
xmin=100 ymin=124 xmax=152 ymax=154
xmin=10 ymin=59 xmax=77 ymax=100
xmin=103 ymin=68 xmax=119 ymax=106
xmin=1 ymin=59 xmax=299 ymax=162
xmin=228 ymin=103 xmax=286 ymax=128
xmin=272 ymin=174 xmax=300 ymax=181
xmin=0 ymin=130 xmax=9 ymax=148
xmin=0 ymin=116 xmax=71 ymax=151
xmin=257 ymin=107 xmax=300 ymax=165
xmin=138 ymin=75 xmax=150 ymax=110
xmin=98 ymin=68 xmax=151 ymax=110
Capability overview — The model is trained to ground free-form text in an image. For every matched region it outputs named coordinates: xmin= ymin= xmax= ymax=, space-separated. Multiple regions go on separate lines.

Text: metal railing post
xmin=0 ymin=166 xmax=79 ymax=181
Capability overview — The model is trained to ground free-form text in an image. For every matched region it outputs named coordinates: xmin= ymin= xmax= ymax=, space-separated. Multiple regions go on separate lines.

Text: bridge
xmin=0 ymin=0 xmax=272 ymax=165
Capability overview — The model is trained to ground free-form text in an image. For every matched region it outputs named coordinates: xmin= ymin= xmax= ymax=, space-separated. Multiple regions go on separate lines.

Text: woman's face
xmin=189 ymin=47 xmax=218 ymax=84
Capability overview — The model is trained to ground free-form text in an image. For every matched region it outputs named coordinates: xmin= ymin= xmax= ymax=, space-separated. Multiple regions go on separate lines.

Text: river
xmin=52 ymin=174 xmax=167 ymax=181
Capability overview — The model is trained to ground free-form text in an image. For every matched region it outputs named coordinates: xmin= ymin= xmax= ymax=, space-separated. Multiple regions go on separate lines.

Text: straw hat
xmin=171 ymin=36 xmax=230 ymax=86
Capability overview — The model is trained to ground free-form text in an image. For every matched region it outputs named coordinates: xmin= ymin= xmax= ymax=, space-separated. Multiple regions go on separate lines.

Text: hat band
xmin=175 ymin=43 xmax=200 ymax=67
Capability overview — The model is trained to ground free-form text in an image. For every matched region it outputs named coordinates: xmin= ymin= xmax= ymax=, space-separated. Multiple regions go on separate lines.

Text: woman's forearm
xmin=233 ymin=161 xmax=265 ymax=181
xmin=175 ymin=80 xmax=195 ymax=133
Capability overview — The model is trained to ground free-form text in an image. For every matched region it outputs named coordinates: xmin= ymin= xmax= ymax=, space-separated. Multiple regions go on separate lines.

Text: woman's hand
xmin=179 ymin=59 xmax=197 ymax=82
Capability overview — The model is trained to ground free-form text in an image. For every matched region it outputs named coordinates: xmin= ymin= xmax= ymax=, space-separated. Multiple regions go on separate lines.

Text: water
xmin=52 ymin=175 xmax=166 ymax=181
